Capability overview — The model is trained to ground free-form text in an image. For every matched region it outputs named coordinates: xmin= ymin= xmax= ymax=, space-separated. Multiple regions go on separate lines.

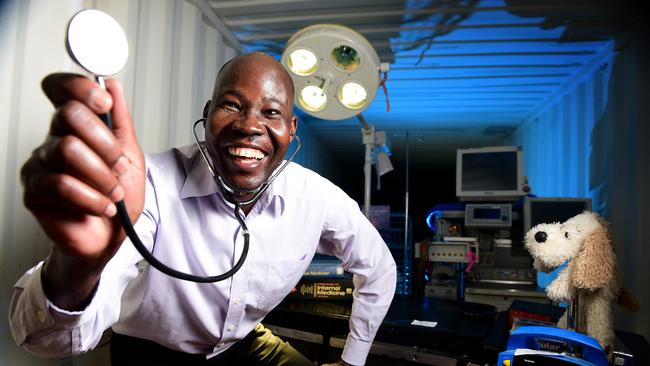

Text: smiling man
xmin=10 ymin=52 xmax=396 ymax=366
xmin=204 ymin=53 xmax=297 ymax=210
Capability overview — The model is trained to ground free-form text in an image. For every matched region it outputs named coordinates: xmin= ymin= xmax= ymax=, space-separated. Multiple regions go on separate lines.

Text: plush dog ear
xmin=571 ymin=223 xmax=615 ymax=291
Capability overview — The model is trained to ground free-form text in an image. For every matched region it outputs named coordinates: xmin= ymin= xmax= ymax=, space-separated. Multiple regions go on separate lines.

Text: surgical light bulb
xmin=299 ymin=85 xmax=327 ymax=112
xmin=338 ymin=82 xmax=367 ymax=109
xmin=288 ymin=49 xmax=318 ymax=76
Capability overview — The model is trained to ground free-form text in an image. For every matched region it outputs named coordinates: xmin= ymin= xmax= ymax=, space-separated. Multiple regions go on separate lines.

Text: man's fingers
xmin=50 ymin=101 xmax=128 ymax=176
xmin=35 ymin=135 xmax=125 ymax=203
xmin=42 ymin=73 xmax=112 ymax=114
xmin=42 ymin=73 xmax=141 ymax=174
xmin=23 ymin=168 xmax=117 ymax=218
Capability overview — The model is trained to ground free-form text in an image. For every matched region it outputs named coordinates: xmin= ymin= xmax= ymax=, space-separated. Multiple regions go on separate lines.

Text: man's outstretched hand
xmin=21 ymin=73 xmax=145 ymax=310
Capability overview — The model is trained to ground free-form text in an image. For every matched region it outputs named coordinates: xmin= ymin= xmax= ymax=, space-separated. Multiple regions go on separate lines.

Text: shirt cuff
xmin=340 ymin=333 xmax=372 ymax=366
xmin=10 ymin=261 xmax=97 ymax=345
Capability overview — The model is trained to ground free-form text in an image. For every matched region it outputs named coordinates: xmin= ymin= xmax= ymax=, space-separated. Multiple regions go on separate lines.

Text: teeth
xmin=228 ymin=146 xmax=265 ymax=160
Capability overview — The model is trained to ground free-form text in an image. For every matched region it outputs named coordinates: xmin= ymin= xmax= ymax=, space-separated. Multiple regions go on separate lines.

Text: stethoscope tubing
xmin=116 ymin=200 xmax=250 ymax=283
xmin=101 ymin=93 xmax=301 ymax=282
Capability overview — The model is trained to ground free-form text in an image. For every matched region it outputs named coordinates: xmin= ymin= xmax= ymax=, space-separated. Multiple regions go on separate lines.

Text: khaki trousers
xmin=110 ymin=323 xmax=314 ymax=366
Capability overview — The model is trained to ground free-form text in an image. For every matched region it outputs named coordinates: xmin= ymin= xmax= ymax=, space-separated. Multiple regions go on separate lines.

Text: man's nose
xmin=534 ymin=231 xmax=547 ymax=243
xmin=232 ymin=111 xmax=264 ymax=135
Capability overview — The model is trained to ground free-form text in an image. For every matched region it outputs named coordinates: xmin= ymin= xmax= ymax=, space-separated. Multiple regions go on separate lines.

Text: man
xmin=10 ymin=52 xmax=396 ymax=366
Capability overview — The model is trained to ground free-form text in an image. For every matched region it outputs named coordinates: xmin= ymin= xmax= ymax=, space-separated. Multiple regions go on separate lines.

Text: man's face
xmin=204 ymin=54 xmax=296 ymax=200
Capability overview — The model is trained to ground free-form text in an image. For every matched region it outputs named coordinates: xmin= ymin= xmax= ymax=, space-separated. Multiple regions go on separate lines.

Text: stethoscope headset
xmin=113 ymin=118 xmax=301 ymax=283
xmin=65 ymin=9 xmax=302 ymax=283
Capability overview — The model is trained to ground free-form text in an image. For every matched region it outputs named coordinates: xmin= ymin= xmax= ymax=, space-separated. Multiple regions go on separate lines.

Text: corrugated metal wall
xmin=597 ymin=30 xmax=650 ymax=342
xmin=511 ymin=42 xmax=613 ymax=205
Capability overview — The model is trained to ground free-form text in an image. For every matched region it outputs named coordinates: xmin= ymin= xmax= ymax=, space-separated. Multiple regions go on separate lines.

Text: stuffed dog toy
xmin=525 ymin=211 xmax=639 ymax=354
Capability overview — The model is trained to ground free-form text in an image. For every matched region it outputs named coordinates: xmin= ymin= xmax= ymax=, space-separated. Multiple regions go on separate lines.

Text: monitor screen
xmin=523 ymin=197 xmax=593 ymax=232
xmin=456 ymin=146 xmax=524 ymax=200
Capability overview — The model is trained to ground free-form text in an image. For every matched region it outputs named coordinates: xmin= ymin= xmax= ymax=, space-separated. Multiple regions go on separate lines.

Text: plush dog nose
xmin=534 ymin=231 xmax=547 ymax=243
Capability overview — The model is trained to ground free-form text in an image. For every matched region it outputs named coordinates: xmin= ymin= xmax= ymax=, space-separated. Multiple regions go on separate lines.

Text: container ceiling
xmin=203 ymin=0 xmax=642 ymax=165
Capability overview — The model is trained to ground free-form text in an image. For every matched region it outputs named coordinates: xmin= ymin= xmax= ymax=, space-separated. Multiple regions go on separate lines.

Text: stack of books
xmin=288 ymin=254 xmax=354 ymax=300
xmin=508 ymin=300 xmax=565 ymax=331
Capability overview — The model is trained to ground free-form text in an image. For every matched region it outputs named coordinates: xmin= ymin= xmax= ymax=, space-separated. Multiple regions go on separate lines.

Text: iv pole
xmin=358 ymin=114 xmax=374 ymax=218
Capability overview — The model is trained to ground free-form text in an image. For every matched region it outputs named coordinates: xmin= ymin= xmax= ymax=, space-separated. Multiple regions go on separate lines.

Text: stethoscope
xmin=65 ymin=9 xmax=302 ymax=283
xmin=112 ymin=119 xmax=301 ymax=283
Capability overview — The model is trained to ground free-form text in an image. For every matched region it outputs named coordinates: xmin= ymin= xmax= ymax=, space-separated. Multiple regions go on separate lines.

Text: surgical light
xmin=281 ymin=24 xmax=388 ymax=120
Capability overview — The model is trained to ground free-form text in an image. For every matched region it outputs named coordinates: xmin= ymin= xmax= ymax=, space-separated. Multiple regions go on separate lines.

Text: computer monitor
xmin=523 ymin=197 xmax=593 ymax=233
xmin=456 ymin=146 xmax=526 ymax=201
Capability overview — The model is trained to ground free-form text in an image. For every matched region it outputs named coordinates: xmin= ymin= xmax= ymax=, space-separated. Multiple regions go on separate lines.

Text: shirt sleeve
xmin=9 ymin=168 xmax=159 ymax=358
xmin=318 ymin=184 xmax=397 ymax=366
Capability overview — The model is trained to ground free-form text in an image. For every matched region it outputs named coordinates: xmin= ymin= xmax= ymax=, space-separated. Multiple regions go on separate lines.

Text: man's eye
xmin=222 ymin=102 xmax=239 ymax=111
xmin=265 ymin=109 xmax=281 ymax=116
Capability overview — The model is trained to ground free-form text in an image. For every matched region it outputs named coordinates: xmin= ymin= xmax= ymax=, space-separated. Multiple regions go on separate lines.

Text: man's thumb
xmin=105 ymin=79 xmax=137 ymax=145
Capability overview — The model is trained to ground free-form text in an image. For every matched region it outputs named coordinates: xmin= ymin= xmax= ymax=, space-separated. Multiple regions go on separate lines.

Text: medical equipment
xmin=498 ymin=326 xmax=609 ymax=366
xmin=456 ymin=146 xmax=529 ymax=202
xmin=65 ymin=9 xmax=300 ymax=283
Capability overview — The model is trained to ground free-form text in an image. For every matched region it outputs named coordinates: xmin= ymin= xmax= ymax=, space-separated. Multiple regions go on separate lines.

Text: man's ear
xmin=202 ymin=100 xmax=211 ymax=119
xmin=289 ymin=116 xmax=298 ymax=141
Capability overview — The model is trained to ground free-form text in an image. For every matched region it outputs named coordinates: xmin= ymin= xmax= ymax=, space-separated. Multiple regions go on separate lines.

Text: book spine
xmin=302 ymin=261 xmax=347 ymax=278
xmin=288 ymin=279 xmax=354 ymax=300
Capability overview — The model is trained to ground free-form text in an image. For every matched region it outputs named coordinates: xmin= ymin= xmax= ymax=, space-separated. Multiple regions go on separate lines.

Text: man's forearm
xmin=41 ymin=249 xmax=104 ymax=311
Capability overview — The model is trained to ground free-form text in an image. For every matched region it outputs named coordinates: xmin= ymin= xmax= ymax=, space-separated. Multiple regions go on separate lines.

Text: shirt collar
xmin=179 ymin=145 xmax=220 ymax=199
xmin=178 ymin=145 xmax=287 ymax=215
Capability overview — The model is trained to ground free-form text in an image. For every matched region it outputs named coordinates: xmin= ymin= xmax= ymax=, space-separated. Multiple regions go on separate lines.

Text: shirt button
xmin=227 ymin=325 xmax=235 ymax=332
xmin=234 ymin=297 xmax=241 ymax=305
xmin=37 ymin=310 xmax=46 ymax=323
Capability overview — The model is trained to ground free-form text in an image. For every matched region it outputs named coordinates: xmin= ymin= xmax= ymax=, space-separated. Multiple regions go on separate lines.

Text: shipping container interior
xmin=1 ymin=0 xmax=648 ymax=365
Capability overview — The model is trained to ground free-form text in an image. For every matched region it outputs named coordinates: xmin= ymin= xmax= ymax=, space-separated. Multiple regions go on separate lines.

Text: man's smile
xmin=228 ymin=146 xmax=266 ymax=160
xmin=223 ymin=145 xmax=269 ymax=173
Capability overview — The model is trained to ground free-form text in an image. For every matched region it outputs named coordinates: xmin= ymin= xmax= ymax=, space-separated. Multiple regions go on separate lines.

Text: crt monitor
xmin=456 ymin=146 xmax=525 ymax=201
xmin=523 ymin=197 xmax=593 ymax=233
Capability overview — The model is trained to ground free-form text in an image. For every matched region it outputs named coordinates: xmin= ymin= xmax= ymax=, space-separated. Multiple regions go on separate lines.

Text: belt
xmin=110 ymin=329 xmax=257 ymax=366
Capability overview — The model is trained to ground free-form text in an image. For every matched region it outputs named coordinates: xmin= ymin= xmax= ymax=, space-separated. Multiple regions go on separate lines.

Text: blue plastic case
xmin=497 ymin=326 xmax=608 ymax=366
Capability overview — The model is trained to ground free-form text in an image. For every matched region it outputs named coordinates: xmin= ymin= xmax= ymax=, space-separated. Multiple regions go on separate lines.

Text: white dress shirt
xmin=10 ymin=144 xmax=397 ymax=366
